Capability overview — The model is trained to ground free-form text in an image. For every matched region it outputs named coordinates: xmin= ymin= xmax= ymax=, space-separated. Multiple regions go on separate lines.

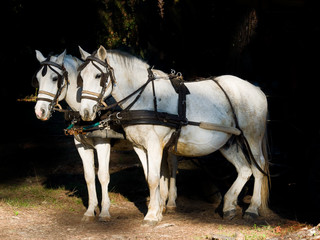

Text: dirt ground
xmin=0 ymin=199 xmax=298 ymax=240
xmin=0 ymin=148 xmax=316 ymax=240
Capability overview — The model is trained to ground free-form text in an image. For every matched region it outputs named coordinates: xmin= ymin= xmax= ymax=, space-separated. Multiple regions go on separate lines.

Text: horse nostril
xmin=41 ymin=108 xmax=45 ymax=116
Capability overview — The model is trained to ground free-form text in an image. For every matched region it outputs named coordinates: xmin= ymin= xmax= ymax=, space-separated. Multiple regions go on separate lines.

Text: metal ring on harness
xmin=116 ymin=112 xmax=122 ymax=119
xmin=55 ymin=103 xmax=63 ymax=110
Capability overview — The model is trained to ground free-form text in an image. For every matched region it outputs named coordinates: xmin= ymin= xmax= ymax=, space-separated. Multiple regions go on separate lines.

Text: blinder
xmin=77 ymin=55 xmax=113 ymax=88
xmin=31 ymin=58 xmax=68 ymax=89
xmin=76 ymin=60 xmax=89 ymax=88
xmin=42 ymin=64 xmax=48 ymax=76
xmin=32 ymin=73 xmax=39 ymax=88
xmin=77 ymin=74 xmax=83 ymax=88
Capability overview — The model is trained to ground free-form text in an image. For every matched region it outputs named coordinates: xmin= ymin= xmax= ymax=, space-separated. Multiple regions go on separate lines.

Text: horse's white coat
xmin=78 ymin=46 xmax=269 ymax=222
xmin=34 ymin=50 xmax=112 ymax=221
xmin=34 ymin=50 xmax=178 ymax=221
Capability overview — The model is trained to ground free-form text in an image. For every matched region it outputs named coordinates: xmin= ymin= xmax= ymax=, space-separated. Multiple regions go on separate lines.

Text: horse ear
xmin=97 ymin=45 xmax=107 ymax=61
xmin=35 ymin=50 xmax=46 ymax=62
xmin=78 ymin=46 xmax=90 ymax=60
xmin=56 ymin=49 xmax=66 ymax=65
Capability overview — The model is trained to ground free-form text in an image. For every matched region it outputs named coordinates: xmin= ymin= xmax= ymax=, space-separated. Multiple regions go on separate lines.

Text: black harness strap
xmin=211 ymin=79 xmax=268 ymax=176
xmin=77 ymin=54 xmax=267 ymax=177
xmin=32 ymin=56 xmax=70 ymax=115
xmin=166 ymin=74 xmax=190 ymax=151
xmin=77 ymin=52 xmax=116 ymax=113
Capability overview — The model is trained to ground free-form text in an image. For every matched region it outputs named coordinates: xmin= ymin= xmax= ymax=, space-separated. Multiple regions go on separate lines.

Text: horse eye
xmin=95 ymin=73 xmax=102 ymax=79
xmin=52 ymin=76 xmax=58 ymax=81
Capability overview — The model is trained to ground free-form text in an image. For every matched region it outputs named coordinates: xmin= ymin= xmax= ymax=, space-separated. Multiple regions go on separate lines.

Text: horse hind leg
xmin=219 ymin=144 xmax=252 ymax=220
xmin=166 ymin=152 xmax=178 ymax=211
xmin=159 ymin=151 xmax=177 ymax=213
xmin=160 ymin=151 xmax=169 ymax=213
xmin=243 ymin=136 xmax=270 ymax=220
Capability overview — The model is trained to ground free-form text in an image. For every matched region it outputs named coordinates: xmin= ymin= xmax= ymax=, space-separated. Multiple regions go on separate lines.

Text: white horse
xmin=33 ymin=50 xmax=178 ymax=221
xmin=33 ymin=50 xmax=117 ymax=221
xmin=78 ymin=46 xmax=270 ymax=223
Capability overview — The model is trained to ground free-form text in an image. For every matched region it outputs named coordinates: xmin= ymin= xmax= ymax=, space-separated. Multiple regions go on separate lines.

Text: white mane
xmin=107 ymin=50 xmax=150 ymax=72
xmin=63 ymin=54 xmax=82 ymax=72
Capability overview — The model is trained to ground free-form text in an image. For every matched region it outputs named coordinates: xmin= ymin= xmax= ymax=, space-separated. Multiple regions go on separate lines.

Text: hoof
xmin=99 ymin=216 xmax=111 ymax=222
xmin=223 ymin=209 xmax=236 ymax=220
xmin=81 ymin=215 xmax=95 ymax=222
xmin=243 ymin=212 xmax=259 ymax=221
xmin=99 ymin=211 xmax=111 ymax=221
xmin=162 ymin=206 xmax=167 ymax=214
xmin=142 ymin=220 xmax=158 ymax=226
xmin=166 ymin=205 xmax=177 ymax=213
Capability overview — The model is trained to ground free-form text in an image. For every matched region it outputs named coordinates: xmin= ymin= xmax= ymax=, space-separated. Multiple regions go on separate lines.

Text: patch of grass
xmin=0 ymin=178 xmax=83 ymax=212
xmin=240 ymin=225 xmax=273 ymax=240
xmin=215 ymin=224 xmax=280 ymax=240
xmin=109 ymin=192 xmax=129 ymax=204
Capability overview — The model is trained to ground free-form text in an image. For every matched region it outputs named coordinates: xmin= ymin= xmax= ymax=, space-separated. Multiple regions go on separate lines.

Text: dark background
xmin=1 ymin=0 xmax=320 ymax=224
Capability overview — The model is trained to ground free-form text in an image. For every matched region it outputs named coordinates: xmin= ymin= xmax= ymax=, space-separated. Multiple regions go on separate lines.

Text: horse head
xmin=33 ymin=49 xmax=68 ymax=120
xmin=78 ymin=45 xmax=114 ymax=121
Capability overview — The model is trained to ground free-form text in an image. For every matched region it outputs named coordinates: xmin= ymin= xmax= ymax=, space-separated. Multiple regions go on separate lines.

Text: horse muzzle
xmin=80 ymin=108 xmax=96 ymax=121
xmin=35 ymin=104 xmax=50 ymax=121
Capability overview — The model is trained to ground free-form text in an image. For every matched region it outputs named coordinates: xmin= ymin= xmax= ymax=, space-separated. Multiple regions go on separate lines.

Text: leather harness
xmin=32 ymin=57 xmax=69 ymax=115
xmin=30 ymin=52 xmax=267 ymax=176
xmin=77 ymin=53 xmax=268 ymax=176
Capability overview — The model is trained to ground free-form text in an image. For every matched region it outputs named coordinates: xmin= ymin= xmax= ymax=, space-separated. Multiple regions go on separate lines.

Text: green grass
xmin=0 ymin=178 xmax=84 ymax=211
xmin=0 ymin=177 xmax=129 ymax=214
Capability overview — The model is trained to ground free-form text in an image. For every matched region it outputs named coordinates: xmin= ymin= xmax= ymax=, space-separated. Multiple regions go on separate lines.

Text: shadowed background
xmin=1 ymin=0 xmax=319 ymax=224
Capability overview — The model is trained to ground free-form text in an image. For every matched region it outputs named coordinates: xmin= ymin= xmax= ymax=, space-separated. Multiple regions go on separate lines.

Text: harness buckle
xmin=181 ymin=118 xmax=188 ymax=126
xmin=99 ymin=116 xmax=111 ymax=130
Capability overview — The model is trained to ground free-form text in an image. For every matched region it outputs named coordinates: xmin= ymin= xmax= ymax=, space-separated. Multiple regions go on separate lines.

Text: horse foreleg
xmin=220 ymin=145 xmax=252 ymax=220
xmin=95 ymin=138 xmax=111 ymax=221
xmin=145 ymin=143 xmax=164 ymax=223
xmin=74 ymin=138 xmax=98 ymax=221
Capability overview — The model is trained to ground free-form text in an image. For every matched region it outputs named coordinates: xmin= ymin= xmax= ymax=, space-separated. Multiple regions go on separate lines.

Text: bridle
xmin=77 ymin=51 xmax=116 ymax=114
xmin=32 ymin=57 xmax=69 ymax=114
xmin=77 ymin=52 xmax=161 ymax=117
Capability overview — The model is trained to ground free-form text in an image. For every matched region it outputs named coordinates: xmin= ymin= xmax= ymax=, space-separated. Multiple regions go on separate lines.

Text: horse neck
xmin=63 ymin=56 xmax=82 ymax=111
xmin=107 ymin=52 xmax=151 ymax=109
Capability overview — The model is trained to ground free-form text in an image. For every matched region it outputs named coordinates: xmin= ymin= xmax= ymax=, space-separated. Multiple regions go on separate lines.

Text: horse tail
xmin=260 ymin=124 xmax=271 ymax=216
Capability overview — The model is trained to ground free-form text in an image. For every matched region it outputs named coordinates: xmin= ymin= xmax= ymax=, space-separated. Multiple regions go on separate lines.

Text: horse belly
xmin=174 ymin=129 xmax=230 ymax=157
